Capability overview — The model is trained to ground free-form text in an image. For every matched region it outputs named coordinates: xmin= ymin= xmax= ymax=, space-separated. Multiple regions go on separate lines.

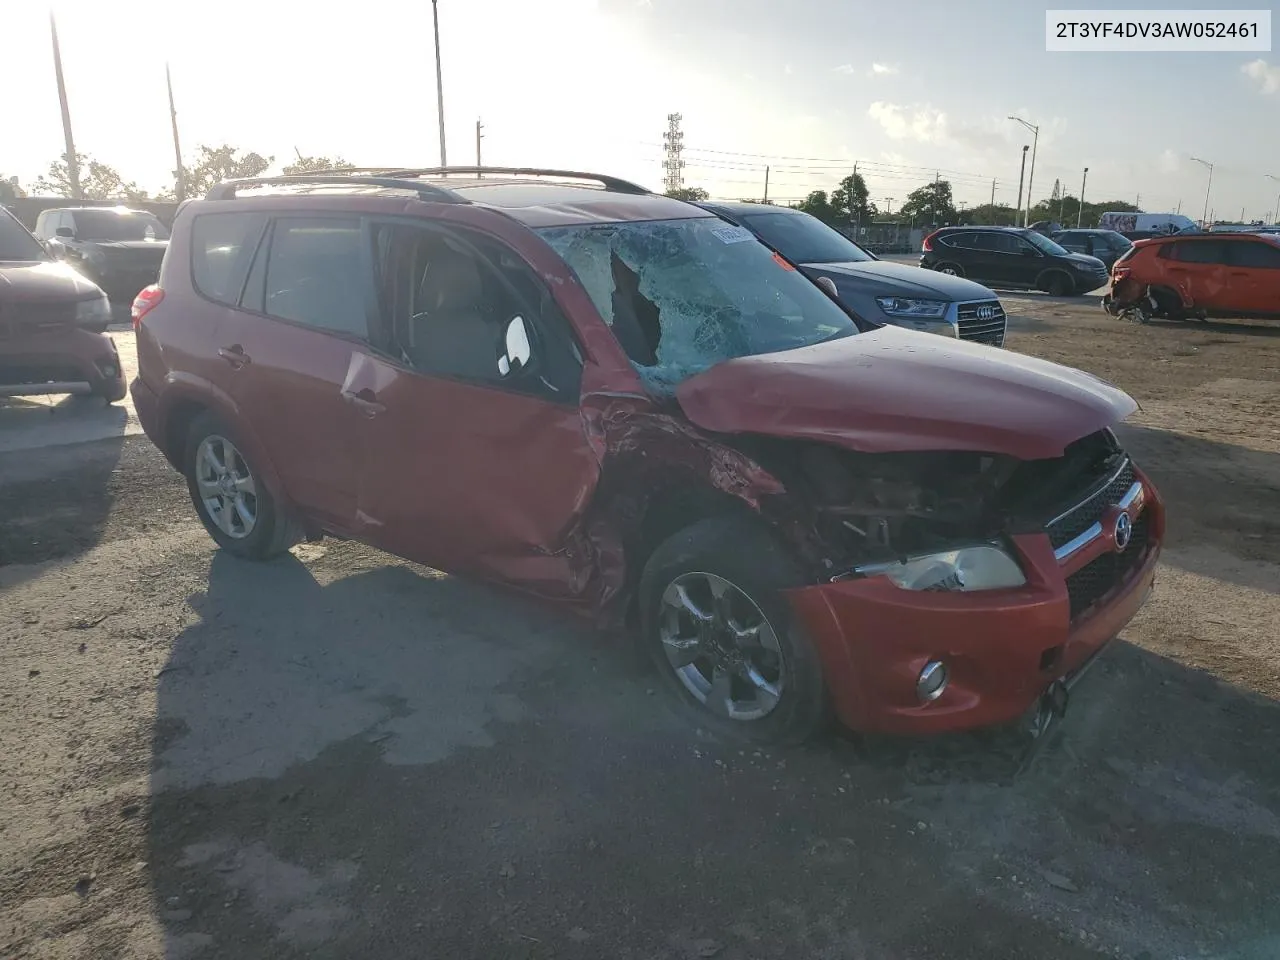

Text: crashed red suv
xmin=131 ymin=168 xmax=1163 ymax=743
xmin=1 ymin=206 xmax=125 ymax=402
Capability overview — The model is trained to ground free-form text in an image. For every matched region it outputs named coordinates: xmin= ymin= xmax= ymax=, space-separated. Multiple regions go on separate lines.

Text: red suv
xmin=1107 ymin=232 xmax=1280 ymax=321
xmin=131 ymin=168 xmax=1163 ymax=744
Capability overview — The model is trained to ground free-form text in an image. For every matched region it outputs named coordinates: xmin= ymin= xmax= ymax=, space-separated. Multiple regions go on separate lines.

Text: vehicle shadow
xmin=0 ymin=430 xmax=126 ymax=586
xmin=0 ymin=392 xmax=131 ymax=455
xmin=1143 ymin=316 xmax=1280 ymax=339
xmin=143 ymin=547 xmax=1280 ymax=959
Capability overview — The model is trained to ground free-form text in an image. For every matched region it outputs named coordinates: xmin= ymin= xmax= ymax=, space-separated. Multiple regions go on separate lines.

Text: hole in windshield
xmin=538 ymin=217 xmax=858 ymax=393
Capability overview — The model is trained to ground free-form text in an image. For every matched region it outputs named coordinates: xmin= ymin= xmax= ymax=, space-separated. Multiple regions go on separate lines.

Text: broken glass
xmin=539 ymin=217 xmax=857 ymax=393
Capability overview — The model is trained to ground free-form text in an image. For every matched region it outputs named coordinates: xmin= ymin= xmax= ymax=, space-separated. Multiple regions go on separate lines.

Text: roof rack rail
xmin=205 ymin=175 xmax=468 ymax=204
xmin=376 ymin=166 xmax=652 ymax=195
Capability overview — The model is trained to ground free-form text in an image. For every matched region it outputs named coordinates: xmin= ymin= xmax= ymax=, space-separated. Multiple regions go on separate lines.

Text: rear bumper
xmin=787 ymin=475 xmax=1164 ymax=736
xmin=0 ymin=329 xmax=125 ymax=398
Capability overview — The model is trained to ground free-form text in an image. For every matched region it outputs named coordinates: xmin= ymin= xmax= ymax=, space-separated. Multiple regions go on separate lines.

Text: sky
xmin=4 ymin=0 xmax=1279 ymax=221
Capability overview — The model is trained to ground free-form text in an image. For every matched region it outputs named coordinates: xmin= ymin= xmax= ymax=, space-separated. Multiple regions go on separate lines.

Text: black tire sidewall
xmin=638 ymin=516 xmax=830 ymax=745
xmin=1045 ymin=272 xmax=1073 ymax=296
xmin=936 ymin=262 xmax=964 ymax=277
xmin=184 ymin=412 xmax=287 ymax=559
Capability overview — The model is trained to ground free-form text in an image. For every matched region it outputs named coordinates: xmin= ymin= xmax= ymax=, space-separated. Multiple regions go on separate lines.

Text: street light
xmin=432 ymin=0 xmax=447 ymax=166
xmin=1009 ymin=116 xmax=1040 ymax=227
xmin=1077 ymin=167 xmax=1089 ymax=228
xmin=1015 ymin=145 xmax=1029 ymax=225
xmin=1268 ymin=174 xmax=1280 ymax=226
xmin=1191 ymin=157 xmax=1214 ymax=227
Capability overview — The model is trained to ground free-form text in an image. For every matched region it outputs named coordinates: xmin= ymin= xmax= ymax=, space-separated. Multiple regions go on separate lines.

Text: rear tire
xmin=935 ymin=261 xmax=964 ymax=277
xmin=638 ymin=516 xmax=830 ymax=745
xmin=184 ymin=412 xmax=298 ymax=560
xmin=1149 ymin=287 xmax=1184 ymax=320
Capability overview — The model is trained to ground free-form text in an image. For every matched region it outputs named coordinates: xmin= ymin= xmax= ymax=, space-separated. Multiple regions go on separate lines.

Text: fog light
xmin=916 ymin=661 xmax=948 ymax=703
xmin=100 ymin=364 xmax=117 ymax=377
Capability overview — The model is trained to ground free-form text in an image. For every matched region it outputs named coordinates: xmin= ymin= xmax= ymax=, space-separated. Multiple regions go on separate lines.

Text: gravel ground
xmin=2 ymin=301 xmax=1279 ymax=960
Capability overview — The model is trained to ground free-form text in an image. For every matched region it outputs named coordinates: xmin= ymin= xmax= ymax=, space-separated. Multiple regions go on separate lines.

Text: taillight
xmin=132 ymin=285 xmax=164 ymax=330
xmin=922 ymin=232 xmax=937 ymax=252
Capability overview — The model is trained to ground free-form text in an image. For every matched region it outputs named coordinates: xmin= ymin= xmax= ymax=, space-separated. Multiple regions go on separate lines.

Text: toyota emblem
xmin=1113 ymin=512 xmax=1132 ymax=553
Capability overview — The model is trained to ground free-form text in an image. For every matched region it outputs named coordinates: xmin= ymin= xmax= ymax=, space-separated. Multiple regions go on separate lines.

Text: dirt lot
xmin=2 ymin=303 xmax=1279 ymax=960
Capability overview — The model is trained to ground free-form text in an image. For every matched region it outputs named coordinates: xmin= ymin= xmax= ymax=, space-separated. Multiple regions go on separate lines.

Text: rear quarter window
xmin=190 ymin=212 xmax=268 ymax=305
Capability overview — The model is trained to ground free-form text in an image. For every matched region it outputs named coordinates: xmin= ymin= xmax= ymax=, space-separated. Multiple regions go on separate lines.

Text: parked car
xmin=33 ymin=206 xmax=169 ymax=302
xmin=1051 ymin=229 xmax=1134 ymax=271
xmin=698 ymin=201 xmax=1007 ymax=346
xmin=0 ymin=207 xmax=125 ymax=402
xmin=1106 ymin=231 xmax=1280 ymax=321
xmin=132 ymin=167 xmax=1163 ymax=744
xmin=921 ymin=226 xmax=1110 ymax=296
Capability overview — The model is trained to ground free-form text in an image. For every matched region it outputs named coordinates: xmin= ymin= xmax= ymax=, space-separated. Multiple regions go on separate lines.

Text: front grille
xmin=1065 ymin=511 xmax=1150 ymax=619
xmin=0 ymin=301 xmax=76 ymax=338
xmin=1046 ymin=460 xmax=1136 ymax=549
xmin=956 ymin=300 xmax=1006 ymax=346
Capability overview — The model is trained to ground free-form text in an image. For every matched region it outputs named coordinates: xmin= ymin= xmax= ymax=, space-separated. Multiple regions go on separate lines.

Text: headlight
xmin=858 ymin=545 xmax=1026 ymax=592
xmin=875 ymin=297 xmax=948 ymax=319
xmin=75 ymin=295 xmax=112 ymax=326
xmin=1073 ymin=261 xmax=1099 ymax=271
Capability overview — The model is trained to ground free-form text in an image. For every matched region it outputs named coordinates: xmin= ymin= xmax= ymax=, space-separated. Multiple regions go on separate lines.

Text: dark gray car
xmin=32 ymin=207 xmax=168 ymax=302
xmin=698 ymin=201 xmax=1007 ymax=346
xmin=1051 ymin=229 xmax=1133 ymax=271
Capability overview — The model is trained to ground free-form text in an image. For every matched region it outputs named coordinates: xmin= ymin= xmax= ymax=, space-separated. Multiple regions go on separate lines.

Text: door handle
xmin=341 ymin=387 xmax=386 ymax=417
xmin=218 ymin=345 xmax=251 ymax=368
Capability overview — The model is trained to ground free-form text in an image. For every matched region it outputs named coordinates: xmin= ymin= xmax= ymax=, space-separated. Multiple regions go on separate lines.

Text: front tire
xmin=638 ymin=517 xmax=830 ymax=745
xmin=184 ymin=412 xmax=297 ymax=559
xmin=1045 ymin=272 xmax=1074 ymax=297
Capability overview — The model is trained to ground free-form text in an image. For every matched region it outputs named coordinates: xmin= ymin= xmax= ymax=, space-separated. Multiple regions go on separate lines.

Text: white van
xmin=1098 ymin=212 xmax=1198 ymax=236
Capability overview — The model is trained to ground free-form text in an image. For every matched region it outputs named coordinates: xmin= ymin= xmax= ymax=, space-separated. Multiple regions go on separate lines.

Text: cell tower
xmin=662 ymin=113 xmax=685 ymax=193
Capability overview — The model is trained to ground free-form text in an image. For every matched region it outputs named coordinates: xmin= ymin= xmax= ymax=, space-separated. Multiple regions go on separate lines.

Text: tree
xmin=796 ymin=190 xmax=836 ymax=224
xmin=32 ymin=153 xmax=149 ymax=201
xmin=160 ymin=144 xmax=273 ymax=200
xmin=665 ymin=186 xmax=709 ymax=201
xmin=899 ymin=179 xmax=956 ymax=225
xmin=829 ymin=172 xmax=876 ymax=225
xmin=960 ymin=203 xmax=1020 ymax=226
xmin=283 ymin=155 xmax=352 ymax=175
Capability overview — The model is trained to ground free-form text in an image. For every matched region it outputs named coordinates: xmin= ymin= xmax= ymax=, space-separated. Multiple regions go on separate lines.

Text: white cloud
xmin=833 ymin=64 xmax=857 ymax=74
xmin=784 ymin=63 xmax=793 ymax=75
xmin=870 ymin=63 xmax=899 ymax=76
xmin=1158 ymin=149 xmax=1181 ymax=174
xmin=1242 ymin=59 xmax=1280 ymax=94
xmin=867 ymin=101 xmax=948 ymax=143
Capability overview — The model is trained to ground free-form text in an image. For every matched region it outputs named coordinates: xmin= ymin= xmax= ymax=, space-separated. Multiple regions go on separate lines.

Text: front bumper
xmin=787 ymin=472 xmax=1164 ymax=736
xmin=0 ymin=328 xmax=125 ymax=399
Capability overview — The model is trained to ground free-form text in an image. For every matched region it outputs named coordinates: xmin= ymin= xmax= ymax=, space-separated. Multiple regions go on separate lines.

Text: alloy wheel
xmin=658 ymin=572 xmax=787 ymax=721
xmin=194 ymin=435 xmax=258 ymax=539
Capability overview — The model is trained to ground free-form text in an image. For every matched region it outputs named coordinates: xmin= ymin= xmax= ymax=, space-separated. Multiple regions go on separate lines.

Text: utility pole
xmin=1009 ymin=116 xmax=1039 ymax=226
xmin=662 ymin=114 xmax=685 ymax=193
xmin=1015 ymin=145 xmax=1029 ymax=226
xmin=50 ymin=13 xmax=81 ymax=200
xmin=990 ymin=178 xmax=996 ymax=213
xmin=850 ymin=160 xmax=859 ymax=235
xmin=884 ymin=197 xmax=894 ymax=216
xmin=1190 ymin=156 xmax=1214 ymax=227
xmin=167 ymin=64 xmax=186 ymax=202
xmin=763 ymin=165 xmax=769 ymax=203
xmin=475 ymin=118 xmax=483 ymax=174
xmin=1077 ymin=167 xmax=1089 ymax=228
xmin=431 ymin=0 xmax=447 ymax=166
xmin=1267 ymin=174 xmax=1280 ymax=225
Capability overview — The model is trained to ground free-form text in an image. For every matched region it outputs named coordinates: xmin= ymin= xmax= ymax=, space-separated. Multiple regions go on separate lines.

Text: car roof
xmin=200 ymin=169 xmax=714 ymax=229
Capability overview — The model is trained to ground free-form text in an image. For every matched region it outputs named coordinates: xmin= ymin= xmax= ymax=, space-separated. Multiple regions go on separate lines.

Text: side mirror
xmin=45 ymin=239 xmax=65 ymax=258
xmin=498 ymin=316 xmax=533 ymax=377
xmin=55 ymin=226 xmax=74 ymax=239
xmin=815 ymin=276 xmax=839 ymax=300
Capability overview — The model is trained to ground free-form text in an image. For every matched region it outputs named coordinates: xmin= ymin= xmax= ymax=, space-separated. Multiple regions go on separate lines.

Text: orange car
xmin=1107 ymin=232 xmax=1280 ymax=321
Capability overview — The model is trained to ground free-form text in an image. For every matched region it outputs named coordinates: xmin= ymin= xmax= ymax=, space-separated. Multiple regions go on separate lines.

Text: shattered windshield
xmin=538 ymin=217 xmax=858 ymax=392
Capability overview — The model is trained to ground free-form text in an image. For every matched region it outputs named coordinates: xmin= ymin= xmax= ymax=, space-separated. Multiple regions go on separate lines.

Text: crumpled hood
xmin=802 ymin=260 xmax=996 ymax=301
xmin=0 ymin=260 xmax=103 ymax=303
xmin=675 ymin=326 xmax=1137 ymax=460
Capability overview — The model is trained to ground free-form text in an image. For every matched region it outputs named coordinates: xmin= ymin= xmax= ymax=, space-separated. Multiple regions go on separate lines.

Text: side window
xmin=190 ymin=212 xmax=268 ymax=306
xmin=941 ymin=232 xmax=976 ymax=249
xmin=263 ymin=218 xmax=370 ymax=338
xmin=1229 ymin=240 xmax=1280 ymax=269
xmin=1172 ymin=241 xmax=1228 ymax=265
xmin=974 ymin=233 xmax=1019 ymax=253
xmin=370 ymin=221 xmax=579 ymax=396
xmin=1057 ymin=233 xmax=1087 ymax=252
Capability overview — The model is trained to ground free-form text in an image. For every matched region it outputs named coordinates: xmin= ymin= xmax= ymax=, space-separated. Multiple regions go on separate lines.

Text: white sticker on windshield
xmin=711 ymin=226 xmax=753 ymax=245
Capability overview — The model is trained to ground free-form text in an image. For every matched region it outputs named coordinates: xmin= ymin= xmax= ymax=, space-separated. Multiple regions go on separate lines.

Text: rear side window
xmin=262 ymin=217 xmax=370 ymax=339
xmin=1170 ymin=240 xmax=1228 ymax=264
xmin=1228 ymin=239 xmax=1280 ymax=269
xmin=191 ymin=212 xmax=267 ymax=305
xmin=939 ymin=232 xmax=976 ymax=249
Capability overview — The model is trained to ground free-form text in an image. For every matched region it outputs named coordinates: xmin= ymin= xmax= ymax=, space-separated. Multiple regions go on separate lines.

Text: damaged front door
xmin=349 ymin=220 xmax=600 ymax=599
